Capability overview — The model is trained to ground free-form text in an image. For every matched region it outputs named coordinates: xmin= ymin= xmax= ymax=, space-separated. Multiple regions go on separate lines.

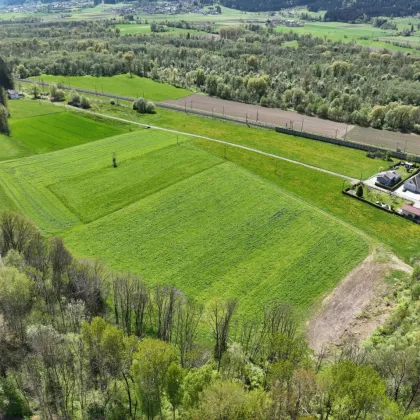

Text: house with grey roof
xmin=404 ymin=173 xmax=420 ymax=194
xmin=377 ymin=171 xmax=401 ymax=187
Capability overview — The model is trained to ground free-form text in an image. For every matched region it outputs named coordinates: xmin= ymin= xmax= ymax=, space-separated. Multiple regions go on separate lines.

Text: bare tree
xmin=67 ymin=259 xmax=108 ymax=319
xmin=132 ymin=277 xmax=149 ymax=338
xmin=0 ymin=211 xmax=37 ymax=255
xmin=208 ymin=298 xmax=238 ymax=371
xmin=113 ymin=273 xmax=149 ymax=336
xmin=174 ymin=298 xmax=203 ymax=367
xmin=152 ymin=285 xmax=182 ymax=343
xmin=49 ymin=237 xmax=72 ymax=299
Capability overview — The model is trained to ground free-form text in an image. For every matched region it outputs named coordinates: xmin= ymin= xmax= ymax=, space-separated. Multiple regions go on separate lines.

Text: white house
xmin=404 ymin=173 xmax=420 ymax=194
xmin=7 ymin=89 xmax=19 ymax=100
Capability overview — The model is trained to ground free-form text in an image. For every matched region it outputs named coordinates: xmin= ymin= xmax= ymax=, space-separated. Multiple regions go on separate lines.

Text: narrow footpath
xmin=54 ymin=102 xmax=357 ymax=183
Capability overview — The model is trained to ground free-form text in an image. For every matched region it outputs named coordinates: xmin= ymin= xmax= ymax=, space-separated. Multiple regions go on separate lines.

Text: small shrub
xmin=356 ymin=185 xmax=363 ymax=197
xmin=80 ymin=96 xmax=91 ymax=109
xmin=133 ymin=97 xmax=147 ymax=113
xmin=110 ymin=99 xmax=116 ymax=105
xmin=411 ymin=283 xmax=420 ymax=300
xmin=50 ymin=84 xmax=66 ymax=102
xmin=133 ymin=98 xmax=156 ymax=114
xmin=146 ymin=101 xmax=156 ymax=114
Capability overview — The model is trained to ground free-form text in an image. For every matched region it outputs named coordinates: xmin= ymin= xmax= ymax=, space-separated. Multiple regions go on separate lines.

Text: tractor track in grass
xmin=48 ymin=102 xmax=358 ymax=183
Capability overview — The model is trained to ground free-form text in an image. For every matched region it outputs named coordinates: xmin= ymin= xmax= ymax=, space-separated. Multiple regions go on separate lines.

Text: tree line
xmin=1 ymin=210 xmax=420 ymax=419
xmin=0 ymin=54 xmax=13 ymax=135
xmin=4 ymin=20 xmax=420 ymax=133
xmin=219 ymin=0 xmax=420 ymax=22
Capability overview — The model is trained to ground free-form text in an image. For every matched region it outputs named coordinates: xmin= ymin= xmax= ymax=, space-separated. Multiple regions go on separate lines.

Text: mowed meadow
xmin=0 ymin=99 xmax=134 ymax=160
xmin=29 ymin=74 xmax=192 ymax=102
xmin=0 ymin=102 xmax=369 ymax=319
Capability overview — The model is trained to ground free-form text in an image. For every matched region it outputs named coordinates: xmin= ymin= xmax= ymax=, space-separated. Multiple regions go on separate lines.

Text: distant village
xmin=0 ymin=0 xmax=223 ymax=19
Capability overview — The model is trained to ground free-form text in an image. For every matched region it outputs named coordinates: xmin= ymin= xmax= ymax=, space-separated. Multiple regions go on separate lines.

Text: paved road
xmin=53 ymin=102 xmax=357 ymax=182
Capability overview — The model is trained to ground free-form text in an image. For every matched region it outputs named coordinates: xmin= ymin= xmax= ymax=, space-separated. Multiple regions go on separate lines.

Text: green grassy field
xmin=4 ymin=99 xmax=132 ymax=155
xmin=30 ymin=74 xmax=192 ymax=102
xmin=0 ymin=135 xmax=31 ymax=161
xmin=116 ymin=23 xmax=204 ymax=36
xmin=275 ymin=21 xmax=420 ymax=55
xmin=192 ymin=138 xmax=420 ymax=261
xmin=64 ymin=161 xmax=368 ymax=317
xmin=0 ymin=126 xmax=368 ymax=319
xmin=92 ymin=103 xmax=386 ymax=179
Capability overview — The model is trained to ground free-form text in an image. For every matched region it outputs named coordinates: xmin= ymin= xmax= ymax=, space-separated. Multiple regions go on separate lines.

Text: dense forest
xmin=4 ymin=20 xmax=420 ymax=133
xmin=221 ymin=0 xmax=420 ymax=21
xmin=0 ymin=210 xmax=419 ymax=419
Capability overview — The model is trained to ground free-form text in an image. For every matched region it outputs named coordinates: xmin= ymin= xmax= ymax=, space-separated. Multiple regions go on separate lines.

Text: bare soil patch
xmin=164 ymin=95 xmax=420 ymax=154
xmin=163 ymin=94 xmax=352 ymax=138
xmin=348 ymin=126 xmax=420 ymax=155
xmin=307 ymin=250 xmax=412 ymax=354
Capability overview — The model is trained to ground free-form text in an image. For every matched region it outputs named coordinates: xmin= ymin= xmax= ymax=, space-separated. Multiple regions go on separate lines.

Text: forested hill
xmin=320 ymin=0 xmax=420 ymax=22
xmin=222 ymin=0 xmax=420 ymax=21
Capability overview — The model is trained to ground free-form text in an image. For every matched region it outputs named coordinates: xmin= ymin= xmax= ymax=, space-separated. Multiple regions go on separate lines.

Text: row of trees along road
xmin=0 ymin=210 xmax=420 ymax=419
xmin=5 ymin=20 xmax=420 ymax=133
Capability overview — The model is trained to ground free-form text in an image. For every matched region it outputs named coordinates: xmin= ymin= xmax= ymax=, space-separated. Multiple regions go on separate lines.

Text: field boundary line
xmin=47 ymin=101 xmax=357 ymax=183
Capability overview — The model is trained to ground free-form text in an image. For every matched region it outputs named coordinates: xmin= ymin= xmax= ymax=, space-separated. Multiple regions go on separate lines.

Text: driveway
xmin=364 ymin=173 xmax=420 ymax=207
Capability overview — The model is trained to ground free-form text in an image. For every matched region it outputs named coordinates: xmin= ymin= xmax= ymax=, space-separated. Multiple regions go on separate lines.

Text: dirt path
xmin=50 ymin=102 xmax=357 ymax=182
xmin=307 ymin=250 xmax=412 ymax=353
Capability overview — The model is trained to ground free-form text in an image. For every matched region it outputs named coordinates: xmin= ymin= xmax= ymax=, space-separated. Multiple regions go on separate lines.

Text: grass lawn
xmin=0 ymin=129 xmax=192 ymax=234
xmin=116 ymin=24 xmax=204 ymax=36
xmin=0 ymin=134 xmax=31 ymax=161
xmin=93 ymin=102 xmax=387 ymax=179
xmin=62 ymin=162 xmax=368 ymax=320
xmin=6 ymin=99 xmax=133 ymax=154
xmin=275 ymin=22 xmax=420 ymax=55
xmin=350 ymin=184 xmax=412 ymax=210
xmin=8 ymin=98 xmax=62 ymax=119
xmin=191 ymin=139 xmax=420 ymax=262
xmin=0 ymin=128 xmax=368 ymax=320
xmin=29 ymin=74 xmax=192 ymax=102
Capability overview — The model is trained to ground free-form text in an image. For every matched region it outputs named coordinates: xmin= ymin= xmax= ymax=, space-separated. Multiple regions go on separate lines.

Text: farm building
xmin=401 ymin=204 xmax=420 ymax=222
xmin=7 ymin=89 xmax=19 ymax=100
xmin=404 ymin=173 xmax=420 ymax=194
xmin=377 ymin=171 xmax=401 ymax=187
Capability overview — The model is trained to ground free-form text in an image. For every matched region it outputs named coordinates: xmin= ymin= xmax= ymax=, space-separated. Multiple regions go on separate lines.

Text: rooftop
xmin=402 ymin=204 xmax=420 ymax=217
